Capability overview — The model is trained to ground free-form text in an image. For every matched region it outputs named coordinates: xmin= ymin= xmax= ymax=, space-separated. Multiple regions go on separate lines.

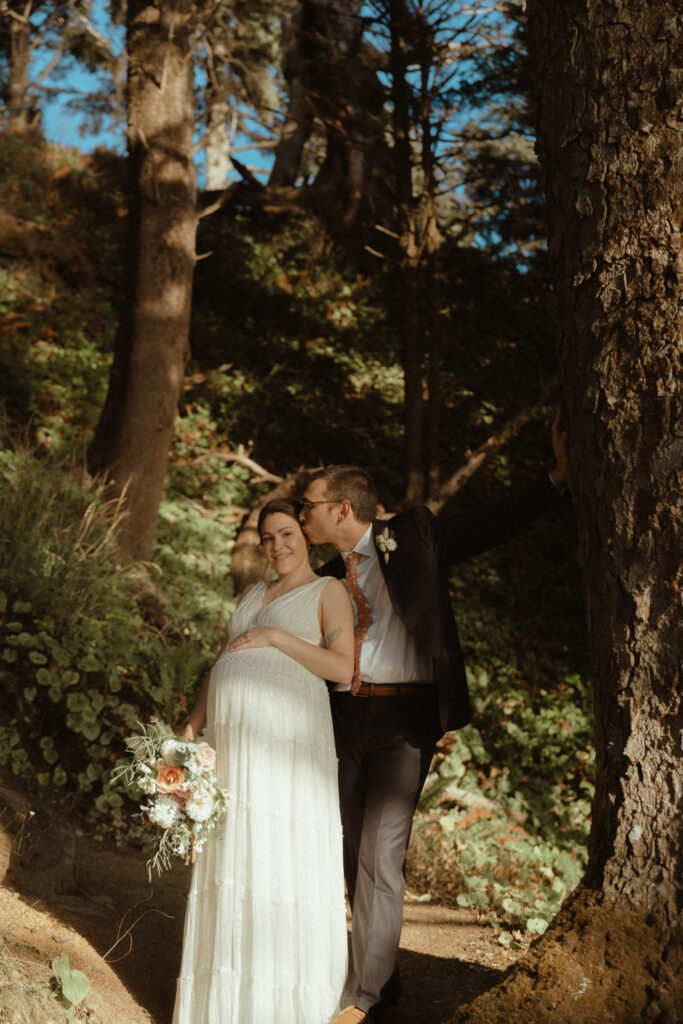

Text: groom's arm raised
xmin=425 ymin=409 xmax=570 ymax=565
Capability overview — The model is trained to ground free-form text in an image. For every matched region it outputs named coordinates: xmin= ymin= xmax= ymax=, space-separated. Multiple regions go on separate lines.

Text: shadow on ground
xmin=2 ymin=803 xmax=506 ymax=1024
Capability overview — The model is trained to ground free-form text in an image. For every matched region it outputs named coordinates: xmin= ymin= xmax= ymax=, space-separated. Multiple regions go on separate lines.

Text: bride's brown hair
xmin=257 ymin=498 xmax=305 ymax=540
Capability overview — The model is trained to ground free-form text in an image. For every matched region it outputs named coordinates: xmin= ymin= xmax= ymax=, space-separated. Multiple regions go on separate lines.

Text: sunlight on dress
xmin=173 ymin=577 xmax=347 ymax=1024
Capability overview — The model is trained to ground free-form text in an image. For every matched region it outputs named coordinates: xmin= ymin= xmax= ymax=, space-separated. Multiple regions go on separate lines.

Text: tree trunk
xmin=88 ymin=1 xmax=197 ymax=563
xmin=268 ymin=5 xmax=312 ymax=188
xmin=269 ymin=0 xmax=384 ymax=224
xmin=204 ymin=92 xmax=231 ymax=191
xmin=8 ymin=6 xmax=32 ymax=131
xmin=389 ymin=0 xmax=424 ymax=505
xmin=449 ymin=2 xmax=683 ymax=1019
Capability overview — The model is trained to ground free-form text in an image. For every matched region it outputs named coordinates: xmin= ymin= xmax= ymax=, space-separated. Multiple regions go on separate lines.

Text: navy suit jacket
xmin=318 ymin=475 xmax=565 ymax=732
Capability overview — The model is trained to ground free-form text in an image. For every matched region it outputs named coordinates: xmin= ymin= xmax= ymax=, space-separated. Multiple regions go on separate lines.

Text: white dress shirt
xmin=335 ymin=526 xmax=432 ymax=691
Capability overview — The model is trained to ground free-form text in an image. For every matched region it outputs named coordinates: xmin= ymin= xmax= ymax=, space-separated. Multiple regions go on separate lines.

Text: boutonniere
xmin=375 ymin=527 xmax=398 ymax=564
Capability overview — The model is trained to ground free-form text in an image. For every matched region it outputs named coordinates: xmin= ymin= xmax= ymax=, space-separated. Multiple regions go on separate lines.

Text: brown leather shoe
xmin=331 ymin=1008 xmax=373 ymax=1024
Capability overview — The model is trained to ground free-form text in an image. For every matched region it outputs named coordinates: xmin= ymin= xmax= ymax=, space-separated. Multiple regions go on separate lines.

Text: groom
xmin=300 ymin=420 xmax=568 ymax=1024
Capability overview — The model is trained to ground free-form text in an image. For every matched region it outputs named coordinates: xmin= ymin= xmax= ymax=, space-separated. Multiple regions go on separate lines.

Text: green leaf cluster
xmin=411 ymin=800 xmax=586 ymax=937
xmin=0 ymin=134 xmax=124 ymax=454
xmin=50 ymin=952 xmax=89 ymax=1021
xmin=411 ymin=529 xmax=592 ymax=933
xmin=0 ymin=439 xmax=216 ymax=813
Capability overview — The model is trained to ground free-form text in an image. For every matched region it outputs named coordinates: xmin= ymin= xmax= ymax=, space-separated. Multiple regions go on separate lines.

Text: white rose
xmin=147 ymin=794 xmax=180 ymax=829
xmin=185 ymin=790 xmax=214 ymax=823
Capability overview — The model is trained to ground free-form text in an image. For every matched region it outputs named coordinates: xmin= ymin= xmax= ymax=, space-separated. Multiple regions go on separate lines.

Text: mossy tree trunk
xmin=88 ymin=1 xmax=198 ymax=562
xmin=448 ymin=3 xmax=682 ymax=1021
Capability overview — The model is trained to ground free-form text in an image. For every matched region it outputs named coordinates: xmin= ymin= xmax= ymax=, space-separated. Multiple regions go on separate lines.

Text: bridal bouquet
xmin=113 ymin=717 xmax=230 ymax=877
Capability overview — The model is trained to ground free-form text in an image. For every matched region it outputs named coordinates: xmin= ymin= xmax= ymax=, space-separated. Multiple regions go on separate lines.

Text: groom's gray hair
xmin=310 ymin=465 xmax=378 ymax=524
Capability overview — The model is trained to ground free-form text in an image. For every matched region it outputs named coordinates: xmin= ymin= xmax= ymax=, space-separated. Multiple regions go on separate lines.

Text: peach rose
xmin=156 ymin=764 xmax=186 ymax=793
xmin=193 ymin=742 xmax=217 ymax=772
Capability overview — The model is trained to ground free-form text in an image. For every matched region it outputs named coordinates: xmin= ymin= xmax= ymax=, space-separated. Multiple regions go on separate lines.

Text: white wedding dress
xmin=173 ymin=577 xmax=347 ymax=1024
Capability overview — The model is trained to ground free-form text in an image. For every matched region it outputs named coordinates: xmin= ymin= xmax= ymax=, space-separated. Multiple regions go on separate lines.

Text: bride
xmin=172 ymin=498 xmax=354 ymax=1024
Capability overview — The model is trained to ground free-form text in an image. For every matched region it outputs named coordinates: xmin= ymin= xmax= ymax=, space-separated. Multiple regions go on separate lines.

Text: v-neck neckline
xmin=258 ymin=577 xmax=322 ymax=612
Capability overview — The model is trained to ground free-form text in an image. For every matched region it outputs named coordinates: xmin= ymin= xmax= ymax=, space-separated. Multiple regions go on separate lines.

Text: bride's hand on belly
xmin=227 ymin=627 xmax=282 ymax=652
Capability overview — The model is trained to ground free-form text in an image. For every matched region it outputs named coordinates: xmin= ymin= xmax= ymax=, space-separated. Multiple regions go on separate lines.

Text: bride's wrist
xmin=270 ymin=628 xmax=287 ymax=650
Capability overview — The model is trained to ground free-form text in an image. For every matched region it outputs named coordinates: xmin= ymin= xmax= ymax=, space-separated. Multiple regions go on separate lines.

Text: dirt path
xmin=1 ymin=808 xmax=523 ymax=1024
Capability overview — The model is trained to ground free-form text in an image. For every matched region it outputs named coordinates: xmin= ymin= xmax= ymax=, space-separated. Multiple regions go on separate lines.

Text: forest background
xmin=4 ymin=0 xmax=678 ymax=1021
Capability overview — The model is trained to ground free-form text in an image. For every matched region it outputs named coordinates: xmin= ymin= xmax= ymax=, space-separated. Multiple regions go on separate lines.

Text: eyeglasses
xmin=300 ymin=499 xmax=338 ymax=516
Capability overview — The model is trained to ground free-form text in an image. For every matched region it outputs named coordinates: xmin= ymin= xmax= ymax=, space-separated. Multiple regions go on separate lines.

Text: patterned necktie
xmin=343 ymin=551 xmax=373 ymax=695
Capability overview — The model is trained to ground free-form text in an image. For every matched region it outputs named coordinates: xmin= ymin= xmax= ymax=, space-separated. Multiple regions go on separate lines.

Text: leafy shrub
xmin=0 ymin=264 xmax=114 ymax=451
xmin=0 ymin=439 xmax=213 ymax=813
xmin=153 ymin=400 xmax=270 ymax=636
xmin=411 ymin=698 xmax=592 ymax=937
xmin=408 ymin=802 xmax=585 ymax=943
xmin=406 ymin=504 xmax=591 ymax=936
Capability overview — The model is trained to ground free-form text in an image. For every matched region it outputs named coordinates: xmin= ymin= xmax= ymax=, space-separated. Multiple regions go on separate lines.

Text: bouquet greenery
xmin=114 ymin=718 xmax=230 ymax=877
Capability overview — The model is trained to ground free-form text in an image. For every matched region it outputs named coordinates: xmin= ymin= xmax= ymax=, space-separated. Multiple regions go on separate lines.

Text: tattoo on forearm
xmin=325 ymin=628 xmax=341 ymax=648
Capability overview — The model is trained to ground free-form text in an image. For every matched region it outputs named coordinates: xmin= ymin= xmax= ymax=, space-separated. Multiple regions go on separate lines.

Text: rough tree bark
xmin=6 ymin=2 xmax=32 ymax=130
xmin=88 ymin=1 xmax=198 ymax=563
xmin=204 ymin=91 xmax=231 ymax=192
xmin=449 ymin=3 xmax=683 ymax=1021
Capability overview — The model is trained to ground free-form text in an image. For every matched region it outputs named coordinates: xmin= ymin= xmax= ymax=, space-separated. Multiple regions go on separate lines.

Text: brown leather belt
xmin=354 ymin=683 xmax=437 ymax=698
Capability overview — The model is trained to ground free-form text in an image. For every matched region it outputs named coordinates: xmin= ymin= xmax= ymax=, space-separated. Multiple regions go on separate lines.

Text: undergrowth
xmin=409 ymin=531 xmax=592 ymax=939
xmin=0 ymin=935 xmax=60 ymax=1023
xmin=0 ymin=130 xmax=592 ymax=933
xmin=0 ymin=437 xmax=210 ymax=815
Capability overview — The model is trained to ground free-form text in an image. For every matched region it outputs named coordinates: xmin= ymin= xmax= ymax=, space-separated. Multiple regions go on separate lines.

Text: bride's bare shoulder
xmin=235 ymin=580 xmax=263 ymax=603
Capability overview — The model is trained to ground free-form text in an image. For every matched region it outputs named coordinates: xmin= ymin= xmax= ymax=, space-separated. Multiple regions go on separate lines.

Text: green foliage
xmin=0 ymin=265 xmax=113 ymax=451
xmin=190 ymin=209 xmax=407 ymax=496
xmin=412 ymin=802 xmax=585 ymax=937
xmin=0 ymin=132 xmax=592 ymax=938
xmin=0 ymin=131 xmax=123 ymax=452
xmin=50 ymin=953 xmax=89 ymax=1021
xmin=154 ymin=401 xmax=269 ymax=634
xmin=0 ymin=438 xmax=214 ymax=812
xmin=415 ymin=692 xmax=591 ymax=934
xmin=412 ymin=517 xmax=591 ymax=934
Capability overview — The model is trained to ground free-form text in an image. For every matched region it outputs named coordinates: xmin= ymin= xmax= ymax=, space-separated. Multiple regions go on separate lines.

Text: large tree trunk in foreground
xmin=449 ymin=3 xmax=683 ymax=1021
xmin=88 ymin=2 xmax=197 ymax=562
